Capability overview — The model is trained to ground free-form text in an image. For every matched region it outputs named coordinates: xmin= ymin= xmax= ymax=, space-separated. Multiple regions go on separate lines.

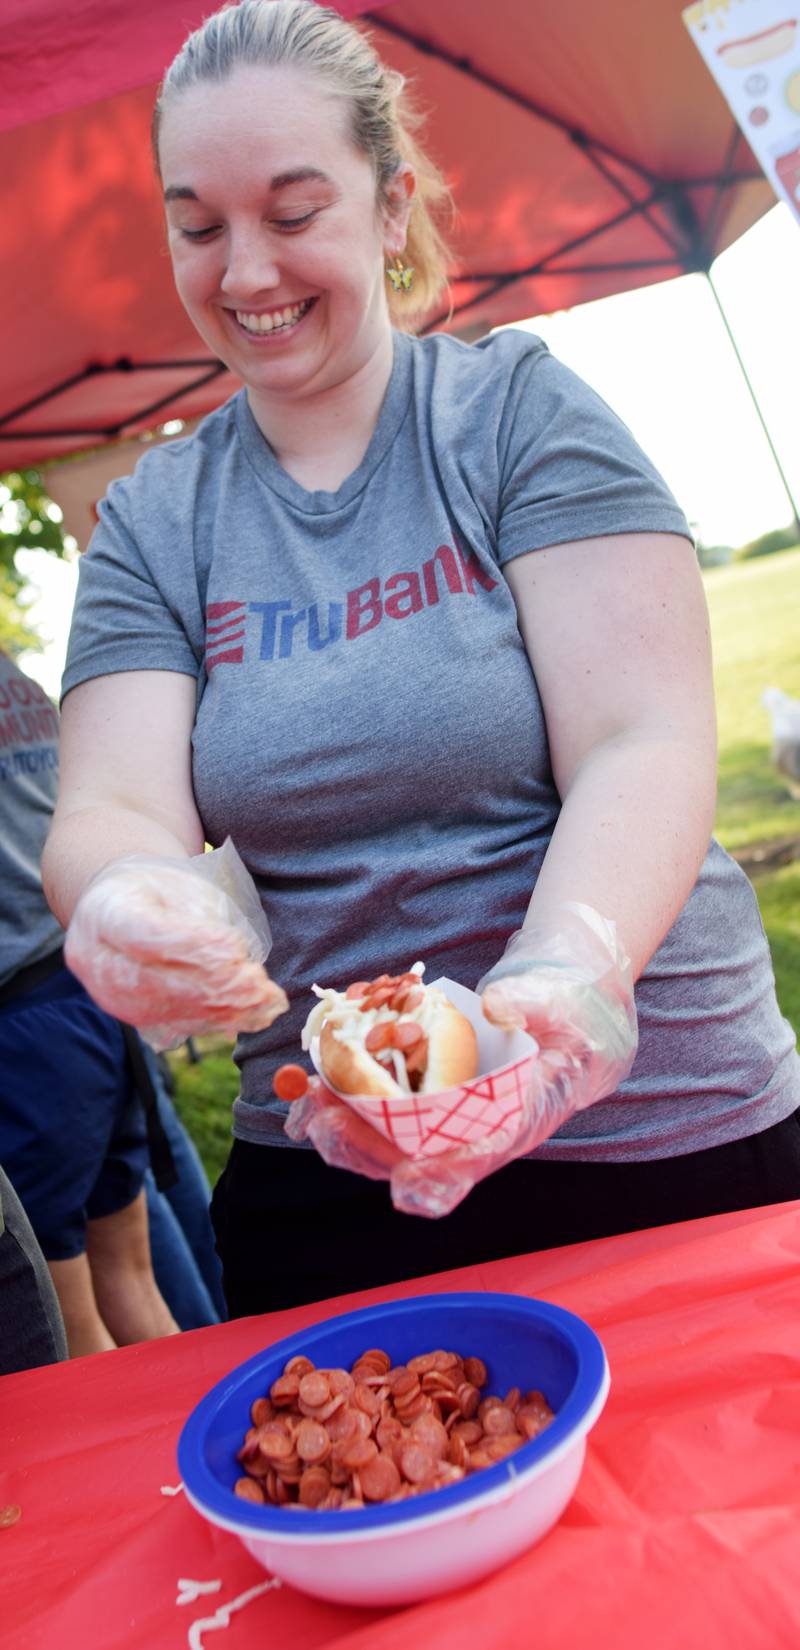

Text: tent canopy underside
xmin=0 ymin=0 xmax=771 ymax=469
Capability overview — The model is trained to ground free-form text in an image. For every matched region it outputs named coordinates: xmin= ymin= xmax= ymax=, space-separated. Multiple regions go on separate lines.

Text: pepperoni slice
xmin=369 ymin=986 xmax=395 ymax=1009
xmin=486 ymin=1434 xmax=523 ymax=1461
xmin=422 ymin=1368 xmax=458 ymax=1393
xmin=482 ymin=1405 xmax=517 ymax=1437
xmin=284 ymin=1355 xmax=316 ymax=1379
xmin=463 ymin=1357 xmax=488 ymax=1388
xmin=409 ymin=1413 xmax=449 ymax=1458
xmin=397 ymin=1390 xmax=430 ymax=1423
xmin=272 ymin=1064 xmax=309 ymax=1102
xmin=389 ymin=1367 xmax=418 ymax=1398
xmin=237 ymin=1427 xmax=261 ymax=1462
xmin=345 ymin=981 xmax=371 ymax=999
xmin=365 ymin=1022 xmax=396 ymax=1053
xmin=523 ymin=1389 xmax=554 ymax=1417
xmin=457 ymin=1381 xmax=481 ymax=1419
xmin=448 ymin=1433 xmax=469 ymax=1470
xmin=258 ymin=1427 xmax=295 ymax=1462
xmin=393 ymin=1021 xmax=424 ymax=1051
xmin=407 ymin=1353 xmax=439 ymax=1376
xmin=403 ymin=1038 xmax=428 ymax=1077
xmin=325 ymin=1404 xmax=359 ymax=1443
xmin=357 ymin=1348 xmax=392 ymax=1373
xmin=359 ymin=1452 xmax=402 ymax=1502
xmin=298 ymin=1464 xmax=332 ymax=1506
xmin=516 ymin=1401 xmax=554 ymax=1439
xmin=339 ymin=1436 xmax=378 ymax=1472
xmin=376 ymin=1416 xmax=403 ymax=1451
xmin=395 ymin=987 xmax=423 ymax=1013
xmin=399 ymin=1442 xmax=437 ymax=1486
xmin=351 ymin=1407 xmax=375 ymax=1439
xmin=298 ymin=1371 xmax=331 ymax=1409
xmin=234 ymin=1477 xmax=265 ymax=1503
xmin=327 ymin=1368 xmax=355 ymax=1398
xmin=452 ymin=1419 xmax=483 ymax=1445
xmin=353 ymin=1381 xmax=381 ymax=1417
xmin=295 ymin=1419 xmax=331 ymax=1464
xmin=439 ymin=1352 xmax=463 ymax=1374
xmin=269 ymin=1373 xmax=300 ymax=1406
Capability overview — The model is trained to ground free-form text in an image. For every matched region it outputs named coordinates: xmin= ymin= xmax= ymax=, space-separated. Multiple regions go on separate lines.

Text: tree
xmin=0 ymin=468 xmax=70 ymax=654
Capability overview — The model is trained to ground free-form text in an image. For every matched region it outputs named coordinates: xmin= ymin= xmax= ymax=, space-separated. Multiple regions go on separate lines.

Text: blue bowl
xmin=178 ymin=1291 xmax=608 ymax=1540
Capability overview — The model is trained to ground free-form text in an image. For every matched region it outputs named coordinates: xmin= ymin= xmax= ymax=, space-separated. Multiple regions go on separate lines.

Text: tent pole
xmin=704 ymin=268 xmax=800 ymax=541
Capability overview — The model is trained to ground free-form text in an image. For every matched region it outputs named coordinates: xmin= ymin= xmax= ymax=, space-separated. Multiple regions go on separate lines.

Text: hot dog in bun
xmin=301 ymin=964 xmax=479 ymax=1098
xmin=717 ymin=19 xmax=797 ymax=68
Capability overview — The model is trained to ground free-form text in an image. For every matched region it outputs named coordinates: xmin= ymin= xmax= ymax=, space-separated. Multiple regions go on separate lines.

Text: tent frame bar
xmin=365 ymin=10 xmax=661 ymax=186
xmin=0 ymin=359 xmax=228 ymax=446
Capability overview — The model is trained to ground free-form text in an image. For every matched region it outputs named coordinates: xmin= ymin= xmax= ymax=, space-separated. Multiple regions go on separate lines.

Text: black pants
xmin=210 ymin=1110 xmax=800 ymax=1319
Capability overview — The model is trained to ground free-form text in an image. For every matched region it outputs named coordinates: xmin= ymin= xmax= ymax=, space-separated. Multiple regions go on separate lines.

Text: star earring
xmin=386 ymin=255 xmax=415 ymax=293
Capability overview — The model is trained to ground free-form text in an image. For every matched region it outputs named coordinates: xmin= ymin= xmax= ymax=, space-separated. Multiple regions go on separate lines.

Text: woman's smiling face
xmin=159 ymin=65 xmax=408 ymax=408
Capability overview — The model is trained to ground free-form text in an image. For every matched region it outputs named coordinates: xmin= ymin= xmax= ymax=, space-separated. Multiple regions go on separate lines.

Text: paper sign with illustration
xmin=684 ymin=0 xmax=800 ymax=221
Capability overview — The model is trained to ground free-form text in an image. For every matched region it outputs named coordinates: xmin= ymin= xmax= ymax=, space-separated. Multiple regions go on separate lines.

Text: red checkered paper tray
xmin=308 ymin=979 xmax=540 ymax=1159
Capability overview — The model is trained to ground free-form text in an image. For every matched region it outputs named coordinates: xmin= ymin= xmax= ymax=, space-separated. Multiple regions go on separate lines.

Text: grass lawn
xmin=705 ymin=546 xmax=800 ymax=851
xmin=756 ymin=862 xmax=800 ymax=1038
xmin=170 ymin=547 xmax=800 ymax=1184
xmin=168 ymin=1039 xmax=239 ymax=1188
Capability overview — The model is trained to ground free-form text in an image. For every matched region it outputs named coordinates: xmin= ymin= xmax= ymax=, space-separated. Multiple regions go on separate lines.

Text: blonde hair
xmin=152 ymin=0 xmax=453 ymax=326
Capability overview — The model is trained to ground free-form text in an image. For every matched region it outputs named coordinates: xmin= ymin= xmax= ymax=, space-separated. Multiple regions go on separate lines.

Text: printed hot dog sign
xmin=684 ymin=0 xmax=800 ymax=220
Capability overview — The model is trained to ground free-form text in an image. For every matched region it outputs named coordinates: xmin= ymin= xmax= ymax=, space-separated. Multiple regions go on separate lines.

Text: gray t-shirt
xmin=0 ymin=651 xmax=63 ymax=987
xmin=62 ymin=329 xmax=800 ymax=1160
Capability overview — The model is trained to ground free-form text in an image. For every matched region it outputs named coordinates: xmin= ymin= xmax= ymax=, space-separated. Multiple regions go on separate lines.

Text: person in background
xmin=0 ymin=647 xmax=221 ymax=1356
xmin=144 ymin=1048 xmax=227 ymax=1326
xmin=0 ymin=1162 xmax=68 ymax=1376
xmin=45 ymin=1 xmax=800 ymax=1318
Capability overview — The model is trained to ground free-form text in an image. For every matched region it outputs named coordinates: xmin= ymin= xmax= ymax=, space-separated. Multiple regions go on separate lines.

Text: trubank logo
xmin=205 ymin=541 xmax=498 ymax=670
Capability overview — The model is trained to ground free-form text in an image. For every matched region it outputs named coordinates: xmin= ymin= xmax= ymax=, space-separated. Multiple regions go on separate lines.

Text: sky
xmin=13 ymin=201 xmax=800 ymax=700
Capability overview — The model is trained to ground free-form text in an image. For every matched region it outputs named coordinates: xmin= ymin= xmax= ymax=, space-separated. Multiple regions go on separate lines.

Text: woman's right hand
xmin=64 ymin=852 xmax=288 ymax=1047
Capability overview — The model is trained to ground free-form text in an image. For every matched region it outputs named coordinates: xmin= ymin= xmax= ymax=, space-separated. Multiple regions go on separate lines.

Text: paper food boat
xmin=308 ymin=977 xmax=539 ymax=1159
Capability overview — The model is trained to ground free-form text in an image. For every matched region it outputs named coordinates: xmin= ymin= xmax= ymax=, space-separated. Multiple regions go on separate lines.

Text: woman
xmin=43 ymin=1 xmax=800 ymax=1317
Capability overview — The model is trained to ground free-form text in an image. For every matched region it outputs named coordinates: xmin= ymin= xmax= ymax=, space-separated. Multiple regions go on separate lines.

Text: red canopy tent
xmin=0 ymin=0 xmax=776 ymax=474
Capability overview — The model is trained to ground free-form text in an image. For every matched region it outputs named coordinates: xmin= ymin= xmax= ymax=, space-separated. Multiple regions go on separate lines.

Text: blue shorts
xmin=0 ymin=964 xmax=149 ymax=1261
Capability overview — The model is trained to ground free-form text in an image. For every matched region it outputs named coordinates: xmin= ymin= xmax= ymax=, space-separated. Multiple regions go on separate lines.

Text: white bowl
xmin=178 ymin=1291 xmax=609 ymax=1607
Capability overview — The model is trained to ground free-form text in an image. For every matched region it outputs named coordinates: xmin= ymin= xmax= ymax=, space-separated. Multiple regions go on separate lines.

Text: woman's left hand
xmin=479 ymin=900 xmax=638 ymax=1118
xmin=285 ymin=1077 xmax=405 ymax=1182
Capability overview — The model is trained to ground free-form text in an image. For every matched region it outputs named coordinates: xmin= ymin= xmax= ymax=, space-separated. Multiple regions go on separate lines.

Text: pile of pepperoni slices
xmin=234 ymin=1346 xmax=554 ymax=1511
xmin=345 ymin=972 xmax=429 ymax=1084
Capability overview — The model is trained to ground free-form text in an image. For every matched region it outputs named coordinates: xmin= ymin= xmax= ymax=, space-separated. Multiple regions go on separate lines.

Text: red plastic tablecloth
xmin=4 ymin=1201 xmax=800 ymax=1650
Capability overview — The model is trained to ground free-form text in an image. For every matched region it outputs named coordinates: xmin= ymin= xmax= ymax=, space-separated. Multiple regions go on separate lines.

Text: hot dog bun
xmin=303 ymin=966 xmax=479 ymax=1099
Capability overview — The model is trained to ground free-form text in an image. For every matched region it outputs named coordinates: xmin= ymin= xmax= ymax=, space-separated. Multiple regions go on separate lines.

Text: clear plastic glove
xmin=285 ymin=902 xmax=637 ymax=1219
xmin=478 ymin=901 xmax=638 ymax=1114
xmin=64 ymin=837 xmax=288 ymax=1050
